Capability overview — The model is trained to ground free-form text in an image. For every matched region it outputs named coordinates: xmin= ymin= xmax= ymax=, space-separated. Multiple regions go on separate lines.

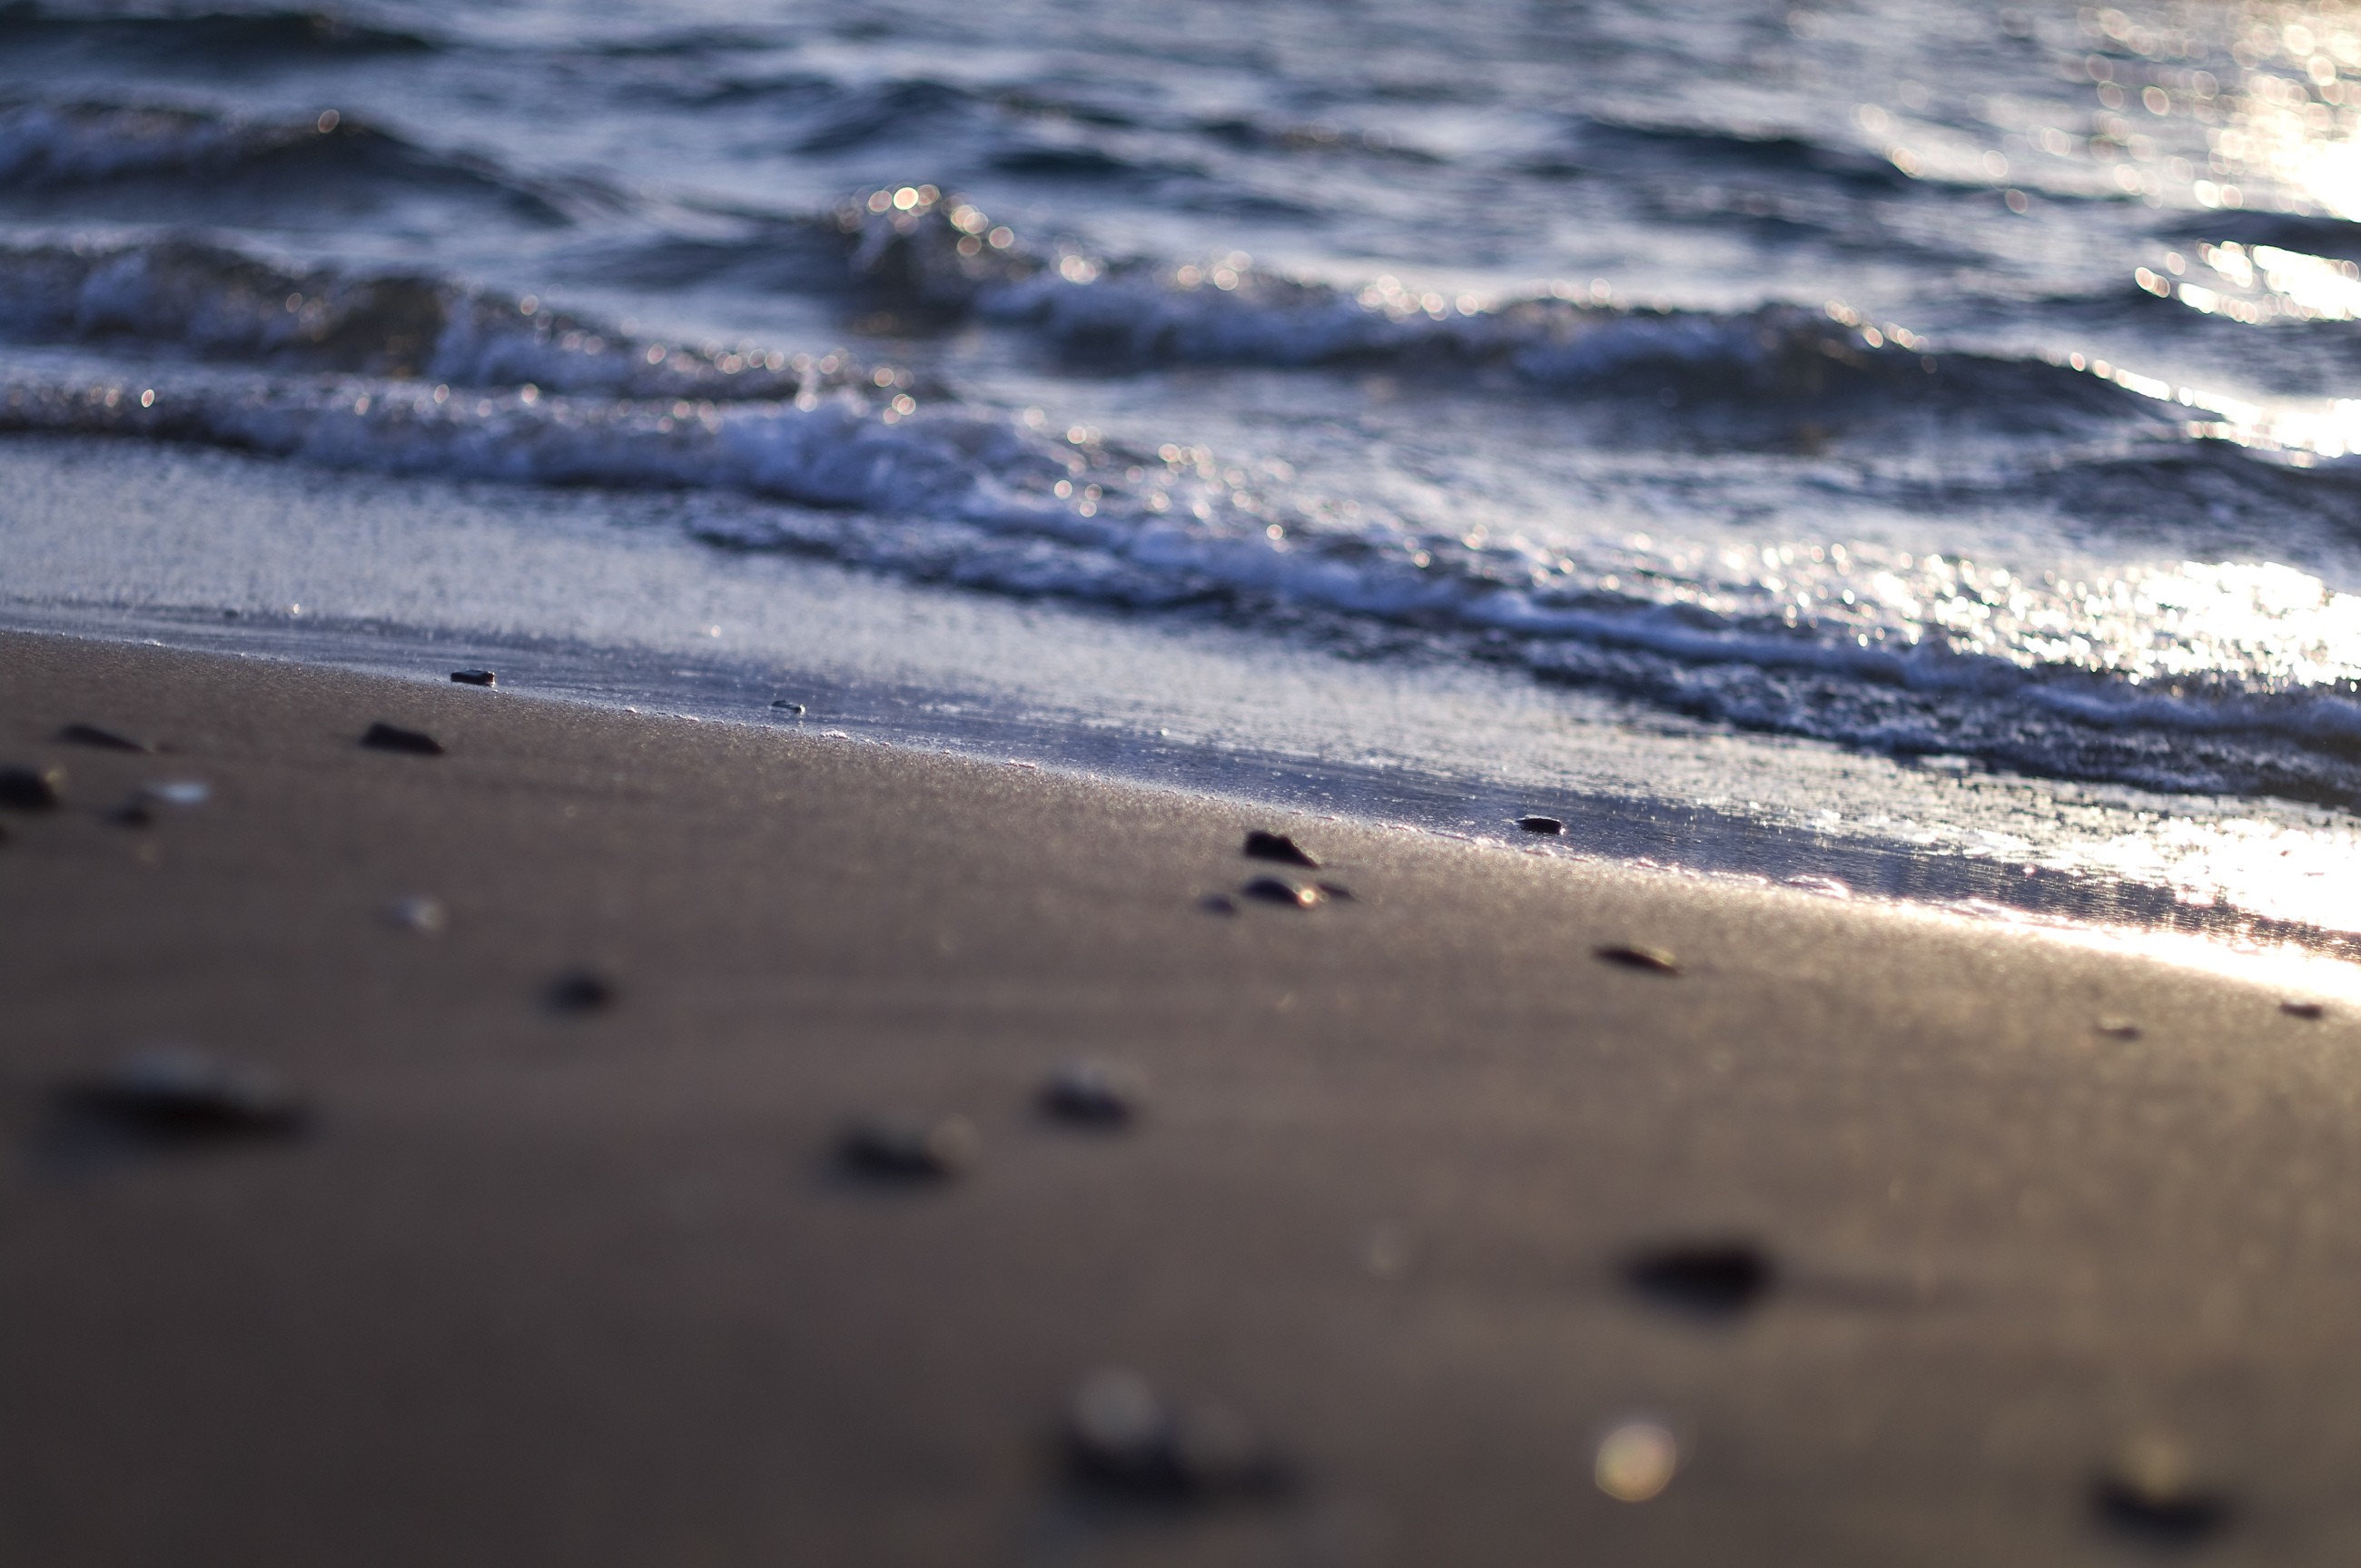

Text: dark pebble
xmin=2095 ymin=1019 xmax=2143 ymax=1040
xmin=1064 ymin=1368 xmax=1289 ymax=1502
xmin=545 ymin=970 xmax=617 ymax=1013
xmin=2282 ymin=1000 xmax=2326 ymax=1020
xmin=56 ymin=1048 xmax=307 ymax=1146
xmin=770 ymin=700 xmax=806 ymax=715
xmin=449 ymin=668 xmax=498 ymax=687
xmin=1242 ymin=876 xmax=1323 ymax=909
xmin=105 ymin=797 xmax=155 ymax=829
xmin=1315 ymin=881 xmax=1355 ymax=901
xmin=839 ymin=1112 xmax=977 ymax=1179
xmin=1516 ymin=814 xmax=1565 ymax=835
xmin=1243 ymin=829 xmax=1319 ymax=868
xmin=0 ymin=764 xmax=64 ymax=811
xmin=361 ymin=721 xmax=444 ymax=756
xmin=1596 ymin=942 xmax=1679 ymax=974
xmin=1624 ymin=1240 xmax=1776 ymax=1317
xmin=1200 ymin=893 xmax=1239 ymax=915
xmin=2091 ymin=1446 xmax=2230 ymax=1545
xmin=1042 ymin=1060 xmax=1142 ymax=1126
xmin=56 ymin=723 xmax=152 ymax=754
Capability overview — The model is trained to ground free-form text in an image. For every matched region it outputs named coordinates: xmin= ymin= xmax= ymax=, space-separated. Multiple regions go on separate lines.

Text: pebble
xmin=2095 ymin=1019 xmax=2142 ymax=1040
xmin=1242 ymin=876 xmax=1323 ymax=909
xmin=0 ymin=764 xmax=64 ymax=811
xmin=57 ymin=1047 xmax=307 ymax=1145
xmin=449 ymin=668 xmax=498 ymax=687
xmin=839 ymin=1112 xmax=977 ymax=1179
xmin=1063 ymin=1368 xmax=1289 ymax=1501
xmin=2091 ymin=1438 xmax=2229 ymax=1544
xmin=56 ymin=723 xmax=152 ymax=753
xmin=1515 ymin=814 xmax=1565 ymax=835
xmin=1243 ymin=829 xmax=1319 ymax=867
xmin=770 ymin=700 xmax=806 ymax=715
xmin=361 ymin=721 xmax=444 ymax=756
xmin=1595 ymin=942 xmax=1679 ymax=974
xmin=2281 ymin=1000 xmax=2326 ymax=1021
xmin=545 ymin=970 xmax=617 ymax=1012
xmin=1200 ymin=893 xmax=1239 ymax=915
xmin=1041 ymin=1060 xmax=1142 ymax=1126
xmin=106 ymin=778 xmax=212 ymax=829
xmin=1624 ymin=1240 xmax=1776 ymax=1317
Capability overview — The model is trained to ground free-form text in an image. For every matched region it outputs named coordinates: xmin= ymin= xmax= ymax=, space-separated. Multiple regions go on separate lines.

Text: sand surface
xmin=1 ymin=629 xmax=2356 ymax=1566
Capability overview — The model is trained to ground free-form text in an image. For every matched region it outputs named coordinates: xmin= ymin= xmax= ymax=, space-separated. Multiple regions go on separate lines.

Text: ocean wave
xmin=0 ymin=212 xmax=2266 ymax=453
xmin=0 ymin=238 xmax=910 ymax=398
xmin=1569 ymin=118 xmax=1915 ymax=192
xmin=0 ymin=196 xmax=2188 ymax=439
xmin=0 ymin=213 xmax=2214 ymax=439
xmin=815 ymin=192 xmax=2177 ymax=426
xmin=0 ymin=99 xmax=578 ymax=223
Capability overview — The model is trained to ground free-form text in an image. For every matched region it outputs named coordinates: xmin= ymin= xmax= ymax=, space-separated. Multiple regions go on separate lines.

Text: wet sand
xmin=2 ymin=627 xmax=2357 ymax=1566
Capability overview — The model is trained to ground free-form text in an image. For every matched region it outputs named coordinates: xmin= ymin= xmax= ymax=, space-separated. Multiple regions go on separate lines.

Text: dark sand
xmin=2 ymin=629 xmax=2356 ymax=1565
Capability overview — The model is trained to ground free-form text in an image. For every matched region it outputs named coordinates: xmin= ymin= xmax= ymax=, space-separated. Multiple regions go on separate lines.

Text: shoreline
xmin=5 ymin=627 xmax=2360 ymax=1563
xmin=8 ymin=593 xmax=2360 ymax=966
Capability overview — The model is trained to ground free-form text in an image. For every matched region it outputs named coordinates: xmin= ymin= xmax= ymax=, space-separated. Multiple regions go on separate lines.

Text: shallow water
xmin=6 ymin=0 xmax=2361 ymax=952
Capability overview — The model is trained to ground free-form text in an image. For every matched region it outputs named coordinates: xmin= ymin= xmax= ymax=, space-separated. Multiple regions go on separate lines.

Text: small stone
xmin=388 ymin=895 xmax=448 ymax=934
xmin=0 ymin=764 xmax=64 ymax=811
xmin=104 ymin=797 xmax=155 ymax=828
xmin=1042 ymin=1060 xmax=1142 ymax=1126
xmin=449 ymin=668 xmax=498 ymax=687
xmin=361 ymin=721 xmax=444 ymax=756
xmin=56 ymin=723 xmax=152 ymax=754
xmin=546 ymin=970 xmax=617 ymax=1012
xmin=1242 ymin=876 xmax=1323 ymax=909
xmin=1516 ymin=814 xmax=1565 ymax=835
xmin=770 ymin=700 xmax=806 ymax=715
xmin=2092 ymin=1438 xmax=2230 ymax=1545
xmin=2282 ymin=1000 xmax=2326 ymax=1021
xmin=1624 ymin=1240 xmax=1775 ymax=1317
xmin=839 ymin=1112 xmax=977 ymax=1179
xmin=2095 ymin=1019 xmax=2142 ymax=1040
xmin=1596 ymin=942 xmax=1679 ymax=974
xmin=1063 ymin=1368 xmax=1289 ymax=1501
xmin=57 ymin=1048 xmax=307 ymax=1145
xmin=1315 ymin=881 xmax=1355 ymax=901
xmin=1243 ymin=830 xmax=1319 ymax=868
xmin=1200 ymin=893 xmax=1239 ymax=915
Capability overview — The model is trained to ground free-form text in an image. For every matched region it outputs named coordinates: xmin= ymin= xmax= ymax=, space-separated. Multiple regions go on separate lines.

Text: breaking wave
xmin=11 ymin=343 xmax=2361 ymax=808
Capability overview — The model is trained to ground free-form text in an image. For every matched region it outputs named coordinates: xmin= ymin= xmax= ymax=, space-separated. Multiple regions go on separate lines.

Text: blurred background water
xmin=7 ymin=0 xmax=2361 ymax=952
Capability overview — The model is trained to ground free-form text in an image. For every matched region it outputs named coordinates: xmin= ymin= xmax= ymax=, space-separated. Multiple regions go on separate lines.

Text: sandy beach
xmin=0 ymin=627 xmax=2354 ymax=1564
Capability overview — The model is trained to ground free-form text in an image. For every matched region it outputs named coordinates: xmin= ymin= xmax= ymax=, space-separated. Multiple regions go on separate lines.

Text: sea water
xmin=5 ymin=0 xmax=2361 ymax=955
